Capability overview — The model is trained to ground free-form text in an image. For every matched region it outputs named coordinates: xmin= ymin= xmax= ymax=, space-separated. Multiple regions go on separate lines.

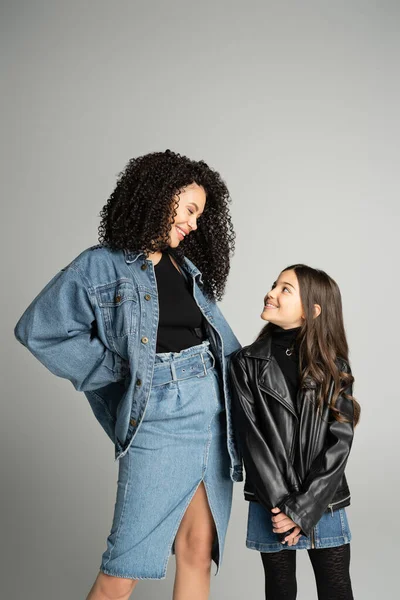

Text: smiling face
xmin=261 ymin=269 xmax=304 ymax=329
xmin=168 ymin=183 xmax=206 ymax=248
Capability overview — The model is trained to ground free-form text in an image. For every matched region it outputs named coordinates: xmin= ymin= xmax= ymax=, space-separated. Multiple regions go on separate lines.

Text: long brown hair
xmin=258 ymin=264 xmax=360 ymax=425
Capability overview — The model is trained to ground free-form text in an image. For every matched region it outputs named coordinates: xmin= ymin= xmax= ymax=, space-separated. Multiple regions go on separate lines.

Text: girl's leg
xmin=260 ymin=550 xmax=297 ymax=600
xmin=86 ymin=574 xmax=138 ymax=600
xmin=173 ymin=482 xmax=216 ymax=600
xmin=307 ymin=544 xmax=354 ymax=600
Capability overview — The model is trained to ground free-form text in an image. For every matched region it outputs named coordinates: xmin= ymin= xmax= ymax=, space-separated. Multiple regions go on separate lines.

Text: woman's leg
xmin=260 ymin=549 xmax=297 ymax=600
xmin=173 ymin=482 xmax=216 ymax=600
xmin=307 ymin=544 xmax=353 ymax=600
xmin=86 ymin=573 xmax=138 ymax=600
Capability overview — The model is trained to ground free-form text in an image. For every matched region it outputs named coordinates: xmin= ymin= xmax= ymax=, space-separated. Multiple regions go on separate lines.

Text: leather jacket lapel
xmin=243 ymin=335 xmax=298 ymax=418
xmin=258 ymin=358 xmax=298 ymax=418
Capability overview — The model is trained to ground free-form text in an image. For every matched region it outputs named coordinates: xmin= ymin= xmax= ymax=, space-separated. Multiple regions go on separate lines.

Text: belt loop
xmin=200 ymin=353 xmax=208 ymax=375
xmin=170 ymin=361 xmax=177 ymax=381
xmin=209 ymin=351 xmax=215 ymax=368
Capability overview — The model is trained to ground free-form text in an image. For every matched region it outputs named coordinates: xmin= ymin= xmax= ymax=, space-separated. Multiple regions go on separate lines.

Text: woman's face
xmin=261 ymin=269 xmax=304 ymax=329
xmin=168 ymin=183 xmax=206 ymax=248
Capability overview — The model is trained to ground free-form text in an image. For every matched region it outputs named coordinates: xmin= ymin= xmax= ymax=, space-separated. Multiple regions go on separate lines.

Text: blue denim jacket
xmin=15 ymin=245 xmax=243 ymax=482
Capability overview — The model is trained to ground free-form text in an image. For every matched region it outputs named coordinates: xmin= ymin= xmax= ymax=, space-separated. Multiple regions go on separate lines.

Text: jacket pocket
xmin=96 ymin=279 xmax=138 ymax=338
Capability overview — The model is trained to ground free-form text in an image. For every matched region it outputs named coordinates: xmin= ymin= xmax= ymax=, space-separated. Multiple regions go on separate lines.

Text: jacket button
xmin=141 ymin=337 xmax=149 ymax=344
xmin=136 ymin=379 xmax=142 ymax=386
xmin=144 ymin=294 xmax=151 ymax=301
xmin=141 ymin=263 xmax=148 ymax=271
xmin=130 ymin=418 xmax=137 ymax=427
xmin=115 ymin=295 xmax=121 ymax=303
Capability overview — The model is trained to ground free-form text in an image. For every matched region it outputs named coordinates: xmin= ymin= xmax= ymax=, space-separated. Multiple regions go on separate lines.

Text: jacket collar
xmin=243 ymin=334 xmax=274 ymax=360
xmin=124 ymin=250 xmax=144 ymax=264
xmin=181 ymin=256 xmax=203 ymax=283
xmin=243 ymin=334 xmax=299 ymax=417
xmin=244 ymin=333 xmax=318 ymax=387
xmin=123 ymin=249 xmax=203 ymax=283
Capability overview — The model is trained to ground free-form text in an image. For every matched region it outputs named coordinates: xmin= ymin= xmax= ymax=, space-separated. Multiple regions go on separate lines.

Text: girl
xmin=15 ymin=150 xmax=242 ymax=600
xmin=230 ymin=264 xmax=360 ymax=600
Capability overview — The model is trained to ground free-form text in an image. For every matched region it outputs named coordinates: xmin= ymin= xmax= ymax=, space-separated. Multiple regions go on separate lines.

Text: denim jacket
xmin=15 ymin=245 xmax=243 ymax=482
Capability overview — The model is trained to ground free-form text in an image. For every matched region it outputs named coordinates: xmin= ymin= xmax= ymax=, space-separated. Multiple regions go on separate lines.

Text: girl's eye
xmin=283 ymin=287 xmax=290 ymax=293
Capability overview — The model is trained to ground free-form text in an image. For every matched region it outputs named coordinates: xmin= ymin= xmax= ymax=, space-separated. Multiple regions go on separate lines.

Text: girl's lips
xmin=264 ymin=304 xmax=278 ymax=309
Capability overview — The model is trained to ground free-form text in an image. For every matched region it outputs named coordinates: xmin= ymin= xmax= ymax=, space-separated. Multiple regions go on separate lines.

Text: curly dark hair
xmin=98 ymin=150 xmax=235 ymax=301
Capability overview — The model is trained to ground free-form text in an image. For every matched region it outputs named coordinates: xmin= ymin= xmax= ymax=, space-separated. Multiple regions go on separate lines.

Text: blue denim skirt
xmin=246 ymin=501 xmax=351 ymax=553
xmin=100 ymin=341 xmax=233 ymax=579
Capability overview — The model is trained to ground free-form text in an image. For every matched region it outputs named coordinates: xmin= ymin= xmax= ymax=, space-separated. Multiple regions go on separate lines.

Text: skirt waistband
xmin=152 ymin=344 xmax=215 ymax=387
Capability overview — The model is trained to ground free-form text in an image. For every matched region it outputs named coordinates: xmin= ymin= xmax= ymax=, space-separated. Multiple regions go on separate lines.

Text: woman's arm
xmin=15 ymin=265 xmax=128 ymax=391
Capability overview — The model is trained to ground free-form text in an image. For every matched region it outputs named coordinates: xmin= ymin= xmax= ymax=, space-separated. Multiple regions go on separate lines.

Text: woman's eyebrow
xmin=188 ymin=202 xmax=203 ymax=215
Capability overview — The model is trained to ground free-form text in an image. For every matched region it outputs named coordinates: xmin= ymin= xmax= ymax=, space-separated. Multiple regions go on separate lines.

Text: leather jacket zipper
xmin=311 ymin=527 xmax=315 ymax=549
xmin=327 ymin=494 xmax=351 ymax=516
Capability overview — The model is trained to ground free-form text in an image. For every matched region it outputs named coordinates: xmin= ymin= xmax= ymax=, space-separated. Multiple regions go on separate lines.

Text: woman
xmin=15 ymin=150 xmax=242 ymax=600
xmin=230 ymin=265 xmax=360 ymax=599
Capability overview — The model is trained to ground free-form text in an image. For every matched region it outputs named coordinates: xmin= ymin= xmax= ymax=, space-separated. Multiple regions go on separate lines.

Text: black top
xmin=154 ymin=252 xmax=205 ymax=353
xmin=271 ymin=325 xmax=301 ymax=408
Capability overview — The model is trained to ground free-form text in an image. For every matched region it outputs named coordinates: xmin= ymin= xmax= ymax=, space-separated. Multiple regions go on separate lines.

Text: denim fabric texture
xmin=14 ymin=246 xmax=243 ymax=482
xmin=100 ymin=342 xmax=233 ymax=579
xmin=246 ymin=501 xmax=351 ymax=553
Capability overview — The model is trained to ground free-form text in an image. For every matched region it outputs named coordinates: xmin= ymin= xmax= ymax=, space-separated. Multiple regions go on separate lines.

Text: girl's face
xmin=261 ymin=269 xmax=304 ymax=329
xmin=168 ymin=183 xmax=206 ymax=248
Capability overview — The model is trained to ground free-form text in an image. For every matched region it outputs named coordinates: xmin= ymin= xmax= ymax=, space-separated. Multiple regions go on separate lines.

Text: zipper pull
xmin=328 ymin=504 xmax=334 ymax=517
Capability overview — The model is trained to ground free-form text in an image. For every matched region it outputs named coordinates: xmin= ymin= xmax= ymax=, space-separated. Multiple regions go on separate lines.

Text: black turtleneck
xmin=271 ymin=325 xmax=301 ymax=407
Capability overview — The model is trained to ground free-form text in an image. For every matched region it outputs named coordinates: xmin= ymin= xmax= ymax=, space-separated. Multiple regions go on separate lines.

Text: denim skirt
xmin=246 ymin=501 xmax=351 ymax=553
xmin=100 ymin=341 xmax=233 ymax=579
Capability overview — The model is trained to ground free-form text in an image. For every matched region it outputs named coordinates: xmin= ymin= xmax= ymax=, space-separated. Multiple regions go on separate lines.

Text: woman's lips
xmin=176 ymin=226 xmax=187 ymax=240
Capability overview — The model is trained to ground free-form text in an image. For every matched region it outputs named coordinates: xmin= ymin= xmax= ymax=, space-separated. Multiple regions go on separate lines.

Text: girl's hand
xmin=271 ymin=507 xmax=302 ymax=546
xmin=284 ymin=525 xmax=302 ymax=546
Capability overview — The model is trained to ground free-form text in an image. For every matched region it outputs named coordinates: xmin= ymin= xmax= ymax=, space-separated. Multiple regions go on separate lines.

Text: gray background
xmin=1 ymin=1 xmax=399 ymax=598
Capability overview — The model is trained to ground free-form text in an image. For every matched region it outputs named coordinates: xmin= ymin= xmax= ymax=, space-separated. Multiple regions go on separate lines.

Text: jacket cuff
xmin=278 ymin=494 xmax=316 ymax=538
xmin=113 ymin=353 xmax=130 ymax=380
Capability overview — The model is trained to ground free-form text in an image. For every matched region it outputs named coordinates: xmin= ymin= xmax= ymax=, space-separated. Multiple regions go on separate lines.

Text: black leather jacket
xmin=230 ymin=335 xmax=354 ymax=537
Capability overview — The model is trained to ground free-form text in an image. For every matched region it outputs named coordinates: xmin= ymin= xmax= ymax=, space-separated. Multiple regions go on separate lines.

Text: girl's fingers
xmin=272 ymin=514 xmax=291 ymax=525
xmin=292 ymin=535 xmax=301 ymax=546
xmin=273 ymin=523 xmax=293 ymax=533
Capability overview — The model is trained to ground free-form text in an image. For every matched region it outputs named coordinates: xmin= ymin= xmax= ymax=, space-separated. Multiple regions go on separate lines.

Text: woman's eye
xmin=187 ymin=208 xmax=194 ymax=215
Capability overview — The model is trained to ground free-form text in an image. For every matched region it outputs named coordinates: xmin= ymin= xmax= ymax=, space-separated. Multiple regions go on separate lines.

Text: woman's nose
xmin=189 ymin=217 xmax=197 ymax=231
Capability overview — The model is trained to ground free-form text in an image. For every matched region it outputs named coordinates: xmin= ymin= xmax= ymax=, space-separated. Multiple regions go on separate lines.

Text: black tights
xmin=260 ymin=544 xmax=354 ymax=600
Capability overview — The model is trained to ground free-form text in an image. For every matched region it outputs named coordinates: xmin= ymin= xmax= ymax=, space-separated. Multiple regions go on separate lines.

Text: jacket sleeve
xmin=230 ymin=353 xmax=300 ymax=509
xmin=279 ymin=373 xmax=354 ymax=536
xmin=209 ymin=302 xmax=241 ymax=357
xmin=14 ymin=265 xmax=128 ymax=392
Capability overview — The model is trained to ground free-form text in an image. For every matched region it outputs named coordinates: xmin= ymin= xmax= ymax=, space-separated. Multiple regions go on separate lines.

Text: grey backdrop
xmin=1 ymin=1 xmax=399 ymax=598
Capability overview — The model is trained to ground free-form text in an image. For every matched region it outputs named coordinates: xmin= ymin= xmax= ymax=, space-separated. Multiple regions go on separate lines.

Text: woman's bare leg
xmin=173 ymin=482 xmax=216 ymax=600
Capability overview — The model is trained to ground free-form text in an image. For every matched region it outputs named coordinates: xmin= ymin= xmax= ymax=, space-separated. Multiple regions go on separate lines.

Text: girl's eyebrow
xmin=280 ymin=281 xmax=296 ymax=289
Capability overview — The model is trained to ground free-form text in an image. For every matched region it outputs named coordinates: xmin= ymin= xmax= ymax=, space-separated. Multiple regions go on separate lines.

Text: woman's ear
xmin=313 ymin=304 xmax=321 ymax=319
